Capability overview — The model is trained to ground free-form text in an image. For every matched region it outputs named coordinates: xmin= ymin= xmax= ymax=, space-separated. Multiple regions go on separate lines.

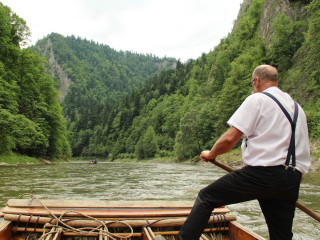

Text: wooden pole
xmin=4 ymin=213 xmax=237 ymax=228
xmin=208 ymin=159 xmax=320 ymax=223
xmin=295 ymin=201 xmax=320 ymax=222
xmin=14 ymin=226 xmax=229 ymax=237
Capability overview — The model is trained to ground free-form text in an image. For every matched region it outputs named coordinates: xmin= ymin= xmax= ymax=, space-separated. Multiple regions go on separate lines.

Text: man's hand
xmin=200 ymin=150 xmax=215 ymax=162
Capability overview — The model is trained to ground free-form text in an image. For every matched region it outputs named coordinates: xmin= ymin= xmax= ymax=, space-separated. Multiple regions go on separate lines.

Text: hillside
xmin=71 ymin=0 xmax=319 ymax=160
xmin=34 ymin=33 xmax=177 ymax=102
xmin=33 ymin=34 xmax=177 ymax=155
xmin=0 ymin=3 xmax=70 ymax=158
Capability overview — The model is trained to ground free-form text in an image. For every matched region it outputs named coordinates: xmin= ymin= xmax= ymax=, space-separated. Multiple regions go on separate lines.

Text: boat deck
xmin=0 ymin=198 xmax=266 ymax=240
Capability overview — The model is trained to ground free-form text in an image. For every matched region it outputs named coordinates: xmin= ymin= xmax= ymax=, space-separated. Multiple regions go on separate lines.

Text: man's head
xmin=251 ymin=65 xmax=278 ymax=93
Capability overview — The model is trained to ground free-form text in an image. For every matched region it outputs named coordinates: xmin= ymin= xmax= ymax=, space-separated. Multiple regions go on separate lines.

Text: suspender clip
xmin=284 ymin=165 xmax=296 ymax=171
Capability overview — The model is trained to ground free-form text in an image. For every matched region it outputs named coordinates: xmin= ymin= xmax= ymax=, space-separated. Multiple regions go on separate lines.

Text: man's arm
xmin=200 ymin=126 xmax=243 ymax=161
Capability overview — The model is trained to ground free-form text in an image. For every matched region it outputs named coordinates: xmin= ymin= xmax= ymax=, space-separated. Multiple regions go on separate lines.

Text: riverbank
xmin=0 ymin=153 xmax=66 ymax=166
xmin=0 ymin=153 xmax=41 ymax=165
xmin=110 ymin=140 xmax=320 ymax=172
xmin=1 ymin=139 xmax=319 ymax=171
xmin=114 ymin=140 xmax=320 ymax=172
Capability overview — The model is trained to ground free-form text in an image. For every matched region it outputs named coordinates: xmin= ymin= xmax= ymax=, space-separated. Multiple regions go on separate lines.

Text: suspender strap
xmin=262 ymin=92 xmax=299 ymax=167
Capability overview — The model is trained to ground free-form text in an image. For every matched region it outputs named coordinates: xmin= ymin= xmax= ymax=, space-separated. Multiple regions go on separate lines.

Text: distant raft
xmin=88 ymin=159 xmax=97 ymax=164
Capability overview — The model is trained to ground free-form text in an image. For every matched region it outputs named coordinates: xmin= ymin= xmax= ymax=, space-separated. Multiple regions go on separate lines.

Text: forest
xmin=0 ymin=2 xmax=70 ymax=158
xmin=1 ymin=0 xmax=319 ymax=161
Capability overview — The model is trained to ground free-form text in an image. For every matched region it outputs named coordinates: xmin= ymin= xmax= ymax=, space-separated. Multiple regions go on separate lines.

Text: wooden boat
xmin=0 ymin=198 xmax=266 ymax=240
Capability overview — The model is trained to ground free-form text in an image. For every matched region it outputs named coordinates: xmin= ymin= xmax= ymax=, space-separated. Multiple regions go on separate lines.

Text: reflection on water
xmin=0 ymin=162 xmax=319 ymax=239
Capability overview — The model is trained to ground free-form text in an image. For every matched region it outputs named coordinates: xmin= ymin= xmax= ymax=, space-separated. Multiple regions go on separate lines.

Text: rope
xmin=17 ymin=194 xmax=232 ymax=239
xmin=34 ymin=216 xmax=40 ymax=232
xmin=209 ymin=214 xmax=226 ymax=240
xmin=20 ymin=194 xmax=134 ymax=240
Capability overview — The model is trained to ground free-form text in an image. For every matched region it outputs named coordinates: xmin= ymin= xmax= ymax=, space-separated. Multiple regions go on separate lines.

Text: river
xmin=0 ymin=162 xmax=319 ymax=239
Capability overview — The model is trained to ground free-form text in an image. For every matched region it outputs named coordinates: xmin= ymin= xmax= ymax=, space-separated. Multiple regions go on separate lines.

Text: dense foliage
xmin=35 ymin=33 xmax=176 ymax=156
xmin=280 ymin=0 xmax=320 ymax=138
xmin=81 ymin=0 xmax=319 ymax=160
xmin=0 ymin=3 xmax=70 ymax=158
xmin=92 ymin=0 xmax=267 ymax=160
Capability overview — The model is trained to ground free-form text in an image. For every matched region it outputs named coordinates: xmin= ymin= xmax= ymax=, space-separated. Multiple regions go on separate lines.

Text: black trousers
xmin=178 ymin=165 xmax=302 ymax=240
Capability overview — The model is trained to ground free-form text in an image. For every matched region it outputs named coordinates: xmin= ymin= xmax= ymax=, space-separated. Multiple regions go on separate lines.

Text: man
xmin=178 ymin=65 xmax=311 ymax=240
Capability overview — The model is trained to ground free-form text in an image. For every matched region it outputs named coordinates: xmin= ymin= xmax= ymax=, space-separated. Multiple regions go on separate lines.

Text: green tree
xmin=0 ymin=3 xmax=70 ymax=158
xmin=143 ymin=126 xmax=158 ymax=158
xmin=135 ymin=137 xmax=144 ymax=159
xmin=12 ymin=114 xmax=48 ymax=155
xmin=0 ymin=109 xmax=15 ymax=153
xmin=174 ymin=110 xmax=202 ymax=160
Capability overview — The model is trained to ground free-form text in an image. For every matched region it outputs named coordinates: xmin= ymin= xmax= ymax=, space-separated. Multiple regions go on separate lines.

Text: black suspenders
xmin=262 ymin=92 xmax=299 ymax=170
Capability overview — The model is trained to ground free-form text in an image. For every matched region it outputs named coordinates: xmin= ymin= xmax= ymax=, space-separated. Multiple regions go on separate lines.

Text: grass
xmin=0 ymin=152 xmax=41 ymax=165
xmin=0 ymin=153 xmax=68 ymax=165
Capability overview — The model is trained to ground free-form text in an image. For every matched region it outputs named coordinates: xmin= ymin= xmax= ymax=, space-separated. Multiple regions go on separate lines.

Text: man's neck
xmin=259 ymin=82 xmax=278 ymax=92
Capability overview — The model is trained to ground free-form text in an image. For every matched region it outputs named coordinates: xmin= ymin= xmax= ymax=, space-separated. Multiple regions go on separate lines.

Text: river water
xmin=0 ymin=162 xmax=319 ymax=239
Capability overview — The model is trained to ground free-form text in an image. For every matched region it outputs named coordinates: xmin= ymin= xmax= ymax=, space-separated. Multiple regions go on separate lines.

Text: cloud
xmin=2 ymin=0 xmax=243 ymax=61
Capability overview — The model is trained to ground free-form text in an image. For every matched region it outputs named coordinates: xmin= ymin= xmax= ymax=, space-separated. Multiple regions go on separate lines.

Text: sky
xmin=2 ymin=0 xmax=243 ymax=62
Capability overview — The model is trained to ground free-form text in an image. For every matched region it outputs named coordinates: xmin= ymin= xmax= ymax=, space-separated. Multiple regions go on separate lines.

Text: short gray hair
xmin=253 ymin=65 xmax=278 ymax=81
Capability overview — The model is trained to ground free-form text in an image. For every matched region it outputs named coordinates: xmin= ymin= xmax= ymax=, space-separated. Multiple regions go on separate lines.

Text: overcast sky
xmin=2 ymin=0 xmax=243 ymax=61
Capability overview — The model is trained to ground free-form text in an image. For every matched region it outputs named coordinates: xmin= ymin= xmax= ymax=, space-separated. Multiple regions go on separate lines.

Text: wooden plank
xmin=7 ymin=220 xmax=267 ymax=240
xmin=2 ymin=206 xmax=193 ymax=217
xmin=0 ymin=220 xmax=13 ymax=240
xmin=15 ymin=227 xmax=141 ymax=238
xmin=3 ymin=205 xmax=229 ymax=218
xmin=14 ymin=227 xmax=230 ymax=237
xmin=228 ymin=221 xmax=266 ymax=240
xmin=4 ymin=213 xmax=237 ymax=228
xmin=7 ymin=199 xmax=197 ymax=209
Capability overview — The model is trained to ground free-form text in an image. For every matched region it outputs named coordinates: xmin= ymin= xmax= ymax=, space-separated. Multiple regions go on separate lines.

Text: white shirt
xmin=227 ymin=87 xmax=311 ymax=174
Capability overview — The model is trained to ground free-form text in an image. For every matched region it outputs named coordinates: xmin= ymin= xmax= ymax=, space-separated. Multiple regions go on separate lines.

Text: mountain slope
xmin=34 ymin=33 xmax=177 ymax=155
xmin=81 ymin=0 xmax=319 ymax=160
xmin=35 ymin=33 xmax=177 ymax=101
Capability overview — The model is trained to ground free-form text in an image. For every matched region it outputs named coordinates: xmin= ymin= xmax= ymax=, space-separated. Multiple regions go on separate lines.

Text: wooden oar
xmin=207 ymin=159 xmax=320 ymax=223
